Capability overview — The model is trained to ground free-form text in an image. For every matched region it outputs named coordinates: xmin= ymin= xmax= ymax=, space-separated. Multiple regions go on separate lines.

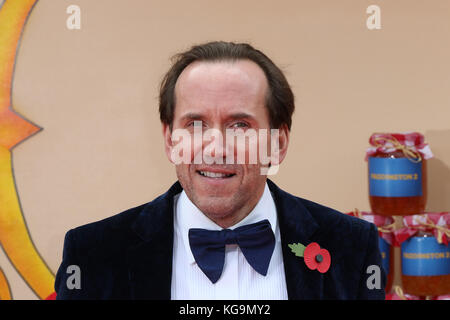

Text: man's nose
xmin=201 ymin=127 xmax=231 ymax=164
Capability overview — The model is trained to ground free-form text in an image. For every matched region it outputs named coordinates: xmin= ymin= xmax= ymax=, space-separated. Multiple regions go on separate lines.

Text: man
xmin=55 ymin=41 xmax=385 ymax=299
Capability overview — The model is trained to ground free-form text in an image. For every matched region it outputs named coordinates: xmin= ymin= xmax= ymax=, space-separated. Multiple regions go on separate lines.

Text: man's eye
xmin=231 ymin=122 xmax=249 ymax=129
xmin=187 ymin=121 xmax=204 ymax=128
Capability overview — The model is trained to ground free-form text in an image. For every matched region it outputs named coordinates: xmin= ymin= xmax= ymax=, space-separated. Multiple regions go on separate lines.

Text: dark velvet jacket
xmin=55 ymin=179 xmax=385 ymax=300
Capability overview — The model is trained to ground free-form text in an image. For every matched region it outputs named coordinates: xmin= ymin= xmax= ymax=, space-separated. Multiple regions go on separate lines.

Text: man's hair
xmin=159 ymin=41 xmax=295 ymax=130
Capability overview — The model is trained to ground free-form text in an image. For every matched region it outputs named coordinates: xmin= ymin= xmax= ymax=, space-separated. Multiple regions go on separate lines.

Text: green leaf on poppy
xmin=288 ymin=243 xmax=306 ymax=257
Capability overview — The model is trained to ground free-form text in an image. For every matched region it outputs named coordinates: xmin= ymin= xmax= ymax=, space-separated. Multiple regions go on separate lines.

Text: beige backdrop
xmin=2 ymin=0 xmax=450 ymax=299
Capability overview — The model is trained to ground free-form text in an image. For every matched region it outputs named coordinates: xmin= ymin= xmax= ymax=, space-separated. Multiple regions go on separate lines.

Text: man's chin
xmin=194 ymin=197 xmax=238 ymax=220
xmin=192 ymin=179 xmax=239 ymax=198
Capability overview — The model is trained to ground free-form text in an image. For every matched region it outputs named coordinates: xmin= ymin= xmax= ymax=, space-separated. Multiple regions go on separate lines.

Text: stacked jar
xmin=347 ymin=210 xmax=395 ymax=293
xmin=364 ymin=132 xmax=450 ymax=298
xmin=366 ymin=132 xmax=433 ymax=216
xmin=395 ymin=213 xmax=450 ymax=297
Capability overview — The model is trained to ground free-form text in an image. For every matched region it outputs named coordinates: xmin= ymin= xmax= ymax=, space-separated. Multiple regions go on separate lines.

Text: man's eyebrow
xmin=179 ymin=112 xmax=256 ymax=121
xmin=179 ymin=112 xmax=204 ymax=121
xmin=228 ymin=112 xmax=255 ymax=121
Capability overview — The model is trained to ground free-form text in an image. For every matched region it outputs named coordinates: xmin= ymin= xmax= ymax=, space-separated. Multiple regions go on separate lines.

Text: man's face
xmin=163 ymin=60 xmax=288 ymax=227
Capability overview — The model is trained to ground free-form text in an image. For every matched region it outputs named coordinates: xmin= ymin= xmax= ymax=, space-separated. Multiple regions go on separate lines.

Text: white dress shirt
xmin=170 ymin=183 xmax=288 ymax=300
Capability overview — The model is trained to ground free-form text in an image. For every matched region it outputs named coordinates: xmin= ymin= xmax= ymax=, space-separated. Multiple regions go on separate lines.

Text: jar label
xmin=379 ymin=237 xmax=390 ymax=275
xmin=401 ymin=237 xmax=450 ymax=276
xmin=368 ymin=157 xmax=422 ymax=197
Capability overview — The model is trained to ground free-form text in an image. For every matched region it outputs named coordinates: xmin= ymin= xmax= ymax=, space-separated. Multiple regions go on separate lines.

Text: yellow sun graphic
xmin=0 ymin=0 xmax=55 ymax=300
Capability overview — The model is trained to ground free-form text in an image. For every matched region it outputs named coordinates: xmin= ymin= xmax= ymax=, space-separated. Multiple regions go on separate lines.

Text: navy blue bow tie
xmin=188 ymin=219 xmax=275 ymax=283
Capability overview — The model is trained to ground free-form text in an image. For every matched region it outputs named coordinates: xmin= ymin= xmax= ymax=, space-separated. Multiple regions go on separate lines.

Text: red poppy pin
xmin=288 ymin=242 xmax=331 ymax=273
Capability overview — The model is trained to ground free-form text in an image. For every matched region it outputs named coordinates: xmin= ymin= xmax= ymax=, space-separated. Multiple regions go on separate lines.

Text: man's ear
xmin=263 ymin=124 xmax=290 ymax=176
xmin=162 ymin=123 xmax=174 ymax=164
xmin=277 ymin=124 xmax=290 ymax=165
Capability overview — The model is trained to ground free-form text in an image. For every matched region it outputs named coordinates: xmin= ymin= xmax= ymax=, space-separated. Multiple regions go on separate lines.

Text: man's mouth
xmin=197 ymin=170 xmax=236 ymax=178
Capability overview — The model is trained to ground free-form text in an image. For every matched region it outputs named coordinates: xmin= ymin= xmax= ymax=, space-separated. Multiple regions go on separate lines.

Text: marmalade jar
xmin=401 ymin=230 xmax=450 ymax=297
xmin=366 ymin=133 xmax=432 ymax=216
xmin=378 ymin=236 xmax=394 ymax=294
xmin=346 ymin=210 xmax=394 ymax=292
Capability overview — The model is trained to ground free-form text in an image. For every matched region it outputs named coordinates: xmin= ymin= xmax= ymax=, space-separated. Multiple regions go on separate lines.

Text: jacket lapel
xmin=267 ymin=179 xmax=324 ymax=300
xmin=126 ymin=182 xmax=182 ymax=299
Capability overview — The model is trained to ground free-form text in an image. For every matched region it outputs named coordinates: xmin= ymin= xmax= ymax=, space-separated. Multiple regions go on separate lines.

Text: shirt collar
xmin=175 ymin=182 xmax=278 ymax=265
